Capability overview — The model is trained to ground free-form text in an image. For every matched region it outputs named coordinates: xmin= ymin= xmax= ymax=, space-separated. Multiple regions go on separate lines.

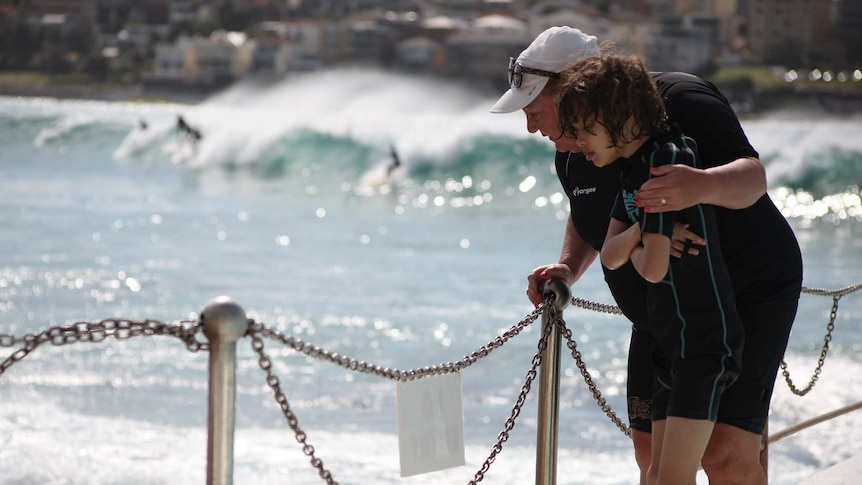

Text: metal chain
xmin=573 ymin=283 xmax=861 ymax=403
xmin=780 ymin=295 xmax=840 ymax=396
xmin=777 ymin=282 xmax=862 ymax=396
xmin=1 ymin=282 xmax=854 ymax=481
xmin=0 ymin=318 xmax=207 ymax=377
xmin=248 ymin=331 xmax=337 ymax=484
xmin=247 ymin=305 xmax=544 ymax=382
xmin=558 ymin=316 xmax=632 ymax=437
xmin=468 ymin=305 xmax=554 ymax=484
xmin=801 ymin=282 xmax=862 ymax=298
xmin=570 ymin=297 xmax=623 ymax=315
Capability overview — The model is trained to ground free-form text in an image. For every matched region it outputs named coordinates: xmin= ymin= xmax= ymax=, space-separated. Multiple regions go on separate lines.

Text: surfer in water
xmin=386 ymin=143 xmax=401 ymax=177
xmin=176 ymin=115 xmax=202 ymax=143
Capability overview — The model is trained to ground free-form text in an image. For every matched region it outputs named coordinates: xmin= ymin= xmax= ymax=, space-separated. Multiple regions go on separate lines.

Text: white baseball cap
xmin=490 ymin=26 xmax=599 ymax=114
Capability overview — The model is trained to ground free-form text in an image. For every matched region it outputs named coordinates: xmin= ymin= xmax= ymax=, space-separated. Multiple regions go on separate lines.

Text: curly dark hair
xmin=556 ymin=54 xmax=668 ymax=147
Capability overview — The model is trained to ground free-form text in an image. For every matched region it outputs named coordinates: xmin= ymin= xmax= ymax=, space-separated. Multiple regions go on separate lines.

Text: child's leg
xmin=656 ymin=416 xmax=714 ymax=485
xmin=646 ymin=419 xmax=666 ymax=485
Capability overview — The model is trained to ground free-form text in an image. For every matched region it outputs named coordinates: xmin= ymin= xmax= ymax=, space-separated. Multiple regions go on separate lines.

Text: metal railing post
xmin=201 ymin=296 xmax=248 ymax=485
xmin=535 ymin=279 xmax=571 ymax=485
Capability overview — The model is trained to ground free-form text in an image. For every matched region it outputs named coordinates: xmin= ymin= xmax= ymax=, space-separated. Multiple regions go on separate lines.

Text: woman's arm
xmin=558 ymin=214 xmax=600 ymax=281
xmin=526 ymin=214 xmax=599 ymax=307
xmin=643 ymin=74 xmax=765 ymax=213
xmin=636 ymin=156 xmax=765 ymax=212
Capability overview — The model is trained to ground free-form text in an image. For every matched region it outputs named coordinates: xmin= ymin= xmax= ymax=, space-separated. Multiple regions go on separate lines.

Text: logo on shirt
xmin=622 ymin=188 xmax=640 ymax=223
xmin=628 ymin=396 xmax=652 ymax=421
xmin=571 ymin=186 xmax=597 ymax=197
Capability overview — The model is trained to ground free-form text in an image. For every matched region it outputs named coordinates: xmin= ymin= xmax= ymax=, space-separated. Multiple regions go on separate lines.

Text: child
xmin=556 ymin=54 xmax=744 ymax=485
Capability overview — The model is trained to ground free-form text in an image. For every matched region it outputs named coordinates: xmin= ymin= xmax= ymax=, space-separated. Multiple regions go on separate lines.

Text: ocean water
xmin=1 ymin=69 xmax=861 ymax=485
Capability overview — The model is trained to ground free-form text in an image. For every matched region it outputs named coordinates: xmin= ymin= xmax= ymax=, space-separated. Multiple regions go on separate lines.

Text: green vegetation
xmin=0 ymin=71 xmax=51 ymax=86
xmin=710 ymin=64 xmax=862 ymax=94
xmin=710 ymin=65 xmax=785 ymax=90
xmin=704 ymin=64 xmax=862 ymax=113
xmin=0 ymin=71 xmax=97 ymax=86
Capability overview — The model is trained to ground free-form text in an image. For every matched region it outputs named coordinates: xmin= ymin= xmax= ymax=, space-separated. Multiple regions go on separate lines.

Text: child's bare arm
xmin=601 ymin=219 xmax=642 ymax=270
xmin=631 ymin=233 xmax=671 ymax=283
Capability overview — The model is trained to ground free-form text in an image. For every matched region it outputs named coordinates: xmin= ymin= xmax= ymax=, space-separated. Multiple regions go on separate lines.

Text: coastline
xmin=2 ymin=76 xmax=862 ymax=117
xmin=740 ymin=89 xmax=862 ymax=118
xmin=0 ymin=81 xmax=210 ymax=105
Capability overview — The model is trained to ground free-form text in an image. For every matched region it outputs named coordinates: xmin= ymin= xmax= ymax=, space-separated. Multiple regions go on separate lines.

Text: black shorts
xmin=627 ymin=298 xmax=798 ymax=434
xmin=627 ymin=326 xmax=654 ymax=432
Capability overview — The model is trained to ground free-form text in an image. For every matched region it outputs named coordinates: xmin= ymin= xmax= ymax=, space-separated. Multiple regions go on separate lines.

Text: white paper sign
xmin=396 ymin=372 xmax=466 ymax=477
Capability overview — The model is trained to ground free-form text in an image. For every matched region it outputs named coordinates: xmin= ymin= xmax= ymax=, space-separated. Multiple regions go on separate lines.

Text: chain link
xmin=778 ymin=283 xmax=862 ymax=396
xmin=468 ymin=304 xmax=554 ymax=484
xmin=0 ymin=319 xmax=207 ymax=377
xmin=248 ymin=331 xmax=338 ymax=484
xmin=571 ymin=283 xmax=860 ymax=402
xmin=780 ymin=295 xmax=840 ymax=396
xmin=248 ymin=305 xmax=544 ymax=382
xmin=1 ymin=282 xmax=857 ymax=481
xmin=243 ymin=304 xmax=552 ymax=484
xmin=558 ymin=316 xmax=632 ymax=437
xmin=801 ymin=282 xmax=862 ymax=298
xmin=570 ymin=297 xmax=624 ymax=315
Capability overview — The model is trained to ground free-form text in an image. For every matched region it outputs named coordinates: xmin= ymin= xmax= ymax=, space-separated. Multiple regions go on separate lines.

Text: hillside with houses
xmin=1 ymin=0 xmax=861 ymax=109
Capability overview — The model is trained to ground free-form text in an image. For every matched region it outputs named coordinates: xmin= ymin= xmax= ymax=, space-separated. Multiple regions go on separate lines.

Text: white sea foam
xmin=2 ymin=354 xmax=860 ymax=484
xmin=1 ymin=73 xmax=861 ymax=485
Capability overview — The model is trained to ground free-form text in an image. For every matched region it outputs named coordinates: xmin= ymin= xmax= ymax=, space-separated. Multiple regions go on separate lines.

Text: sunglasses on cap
xmin=507 ymin=57 xmax=560 ymax=89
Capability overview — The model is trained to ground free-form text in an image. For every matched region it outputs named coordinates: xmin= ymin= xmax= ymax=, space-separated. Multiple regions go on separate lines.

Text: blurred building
xmin=645 ymin=12 xmax=718 ymax=72
xmin=148 ymin=31 xmax=255 ymax=87
xmin=444 ymin=13 xmax=532 ymax=88
xmin=604 ymin=10 xmax=652 ymax=57
xmin=250 ymin=20 xmax=323 ymax=73
xmin=395 ymin=35 xmax=446 ymax=73
xmin=528 ymin=4 xmax=612 ymax=42
xmin=744 ymin=0 xmax=833 ymax=65
xmin=19 ymin=0 xmax=97 ymax=33
xmin=115 ymin=23 xmax=172 ymax=57
xmin=834 ymin=0 xmax=862 ymax=66
xmin=4 ymin=0 xmax=861 ymax=96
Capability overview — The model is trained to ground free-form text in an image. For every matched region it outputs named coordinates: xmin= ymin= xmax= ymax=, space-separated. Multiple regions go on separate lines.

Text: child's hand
xmin=670 ymin=223 xmax=705 ymax=258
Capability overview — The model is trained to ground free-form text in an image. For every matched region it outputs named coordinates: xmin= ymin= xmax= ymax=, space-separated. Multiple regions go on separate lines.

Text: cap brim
xmin=490 ymin=75 xmax=550 ymax=113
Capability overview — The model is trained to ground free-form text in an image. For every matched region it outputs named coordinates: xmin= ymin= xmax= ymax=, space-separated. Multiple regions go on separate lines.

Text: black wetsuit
xmin=611 ymin=132 xmax=742 ymax=422
xmin=555 ymin=72 xmax=802 ymax=433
